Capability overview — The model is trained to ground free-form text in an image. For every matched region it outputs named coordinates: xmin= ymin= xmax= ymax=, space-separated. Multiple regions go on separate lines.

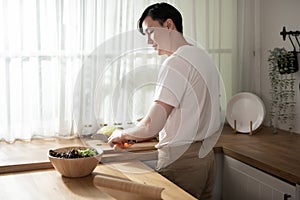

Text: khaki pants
xmin=156 ymin=142 xmax=216 ymax=200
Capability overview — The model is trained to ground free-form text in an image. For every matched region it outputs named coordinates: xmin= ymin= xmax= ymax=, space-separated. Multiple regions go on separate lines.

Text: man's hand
xmin=108 ymin=129 xmax=125 ymax=150
xmin=107 ymin=129 xmax=136 ymax=151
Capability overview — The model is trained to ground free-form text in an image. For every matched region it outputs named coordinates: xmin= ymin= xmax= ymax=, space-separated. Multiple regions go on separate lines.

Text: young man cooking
xmin=108 ymin=3 xmax=221 ymax=199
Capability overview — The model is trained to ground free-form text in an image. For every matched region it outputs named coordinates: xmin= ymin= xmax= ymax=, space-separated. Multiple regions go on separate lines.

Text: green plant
xmin=268 ymin=48 xmax=296 ymax=132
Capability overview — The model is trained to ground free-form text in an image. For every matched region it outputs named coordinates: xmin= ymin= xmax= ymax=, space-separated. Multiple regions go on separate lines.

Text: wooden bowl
xmin=48 ymin=146 xmax=103 ymax=178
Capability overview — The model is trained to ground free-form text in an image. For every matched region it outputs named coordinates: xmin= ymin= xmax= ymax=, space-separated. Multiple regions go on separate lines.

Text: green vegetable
xmin=78 ymin=149 xmax=97 ymax=157
xmin=99 ymin=125 xmax=117 ymax=136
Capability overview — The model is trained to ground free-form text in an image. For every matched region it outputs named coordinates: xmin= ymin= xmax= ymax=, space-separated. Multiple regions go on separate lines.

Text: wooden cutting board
xmin=85 ymin=140 xmax=157 ymax=154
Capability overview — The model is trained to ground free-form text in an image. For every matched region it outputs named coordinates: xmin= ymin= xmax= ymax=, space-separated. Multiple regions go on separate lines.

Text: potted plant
xmin=268 ymin=47 xmax=297 ymax=132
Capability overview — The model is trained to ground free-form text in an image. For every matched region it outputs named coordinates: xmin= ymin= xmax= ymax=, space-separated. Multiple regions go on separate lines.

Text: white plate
xmin=226 ymin=92 xmax=266 ymax=133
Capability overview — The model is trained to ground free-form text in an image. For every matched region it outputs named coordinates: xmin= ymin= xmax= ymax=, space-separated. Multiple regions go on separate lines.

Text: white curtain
xmin=233 ymin=0 xmax=261 ymax=95
xmin=0 ymin=0 xmax=239 ymax=142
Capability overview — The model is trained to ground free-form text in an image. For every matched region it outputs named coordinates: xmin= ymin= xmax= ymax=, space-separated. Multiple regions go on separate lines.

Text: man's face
xmin=142 ymin=16 xmax=170 ymax=55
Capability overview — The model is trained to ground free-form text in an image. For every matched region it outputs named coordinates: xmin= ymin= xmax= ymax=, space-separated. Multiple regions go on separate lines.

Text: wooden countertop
xmin=0 ymin=137 xmax=157 ymax=174
xmin=217 ymin=125 xmax=300 ymax=185
xmin=1 ymin=125 xmax=300 ymax=186
xmin=0 ymin=160 xmax=196 ymax=200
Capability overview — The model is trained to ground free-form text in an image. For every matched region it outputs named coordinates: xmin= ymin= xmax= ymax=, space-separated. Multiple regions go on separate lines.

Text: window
xmin=0 ymin=0 xmax=236 ymax=141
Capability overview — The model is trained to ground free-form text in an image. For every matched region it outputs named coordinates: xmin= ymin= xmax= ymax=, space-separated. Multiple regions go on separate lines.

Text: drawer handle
xmin=284 ymin=194 xmax=291 ymax=200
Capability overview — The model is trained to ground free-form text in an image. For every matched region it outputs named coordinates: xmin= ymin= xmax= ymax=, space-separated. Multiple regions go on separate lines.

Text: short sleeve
xmin=153 ymin=56 xmax=190 ymax=108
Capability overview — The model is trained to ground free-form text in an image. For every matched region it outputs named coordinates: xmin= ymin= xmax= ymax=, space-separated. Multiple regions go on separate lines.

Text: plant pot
xmin=277 ymin=51 xmax=299 ymax=74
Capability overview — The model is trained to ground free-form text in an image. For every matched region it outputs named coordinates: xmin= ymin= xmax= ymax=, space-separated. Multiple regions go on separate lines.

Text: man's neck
xmin=166 ymin=37 xmax=190 ymax=56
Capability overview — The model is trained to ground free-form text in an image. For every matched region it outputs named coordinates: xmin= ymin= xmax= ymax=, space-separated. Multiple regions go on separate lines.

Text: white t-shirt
xmin=154 ymin=45 xmax=221 ymax=149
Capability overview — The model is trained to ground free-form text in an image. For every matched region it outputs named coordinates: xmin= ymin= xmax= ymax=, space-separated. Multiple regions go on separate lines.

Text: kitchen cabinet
xmin=213 ymin=152 xmax=224 ymax=200
xmin=223 ymin=155 xmax=298 ymax=200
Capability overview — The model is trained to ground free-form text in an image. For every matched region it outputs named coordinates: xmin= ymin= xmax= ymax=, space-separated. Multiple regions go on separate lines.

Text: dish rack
xmin=232 ymin=120 xmax=257 ymax=135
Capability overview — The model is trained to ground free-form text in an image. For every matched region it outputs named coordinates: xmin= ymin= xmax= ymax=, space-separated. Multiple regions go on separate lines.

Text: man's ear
xmin=164 ymin=19 xmax=175 ymax=30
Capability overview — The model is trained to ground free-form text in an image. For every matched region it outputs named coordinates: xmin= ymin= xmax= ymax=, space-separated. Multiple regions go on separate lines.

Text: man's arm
xmin=107 ymin=100 xmax=173 ymax=150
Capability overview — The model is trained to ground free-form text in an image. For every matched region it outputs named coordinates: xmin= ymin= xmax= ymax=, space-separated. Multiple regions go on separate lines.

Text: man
xmin=108 ymin=3 xmax=221 ymax=199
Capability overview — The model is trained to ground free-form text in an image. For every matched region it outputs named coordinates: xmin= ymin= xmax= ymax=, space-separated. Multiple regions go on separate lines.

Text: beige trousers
xmin=156 ymin=142 xmax=216 ymax=200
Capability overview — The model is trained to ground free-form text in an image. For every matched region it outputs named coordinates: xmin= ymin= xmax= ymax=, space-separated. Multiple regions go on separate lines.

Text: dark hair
xmin=137 ymin=2 xmax=183 ymax=35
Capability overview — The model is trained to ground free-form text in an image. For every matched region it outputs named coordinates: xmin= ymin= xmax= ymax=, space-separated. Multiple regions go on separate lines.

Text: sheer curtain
xmin=233 ymin=0 xmax=261 ymax=95
xmin=0 ymin=0 xmax=238 ymax=142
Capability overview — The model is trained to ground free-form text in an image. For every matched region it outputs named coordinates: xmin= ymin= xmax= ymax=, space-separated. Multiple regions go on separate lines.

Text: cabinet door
xmin=223 ymin=155 xmax=296 ymax=200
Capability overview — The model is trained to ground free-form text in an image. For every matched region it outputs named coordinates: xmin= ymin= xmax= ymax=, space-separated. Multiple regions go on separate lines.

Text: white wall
xmin=260 ymin=0 xmax=300 ymax=133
